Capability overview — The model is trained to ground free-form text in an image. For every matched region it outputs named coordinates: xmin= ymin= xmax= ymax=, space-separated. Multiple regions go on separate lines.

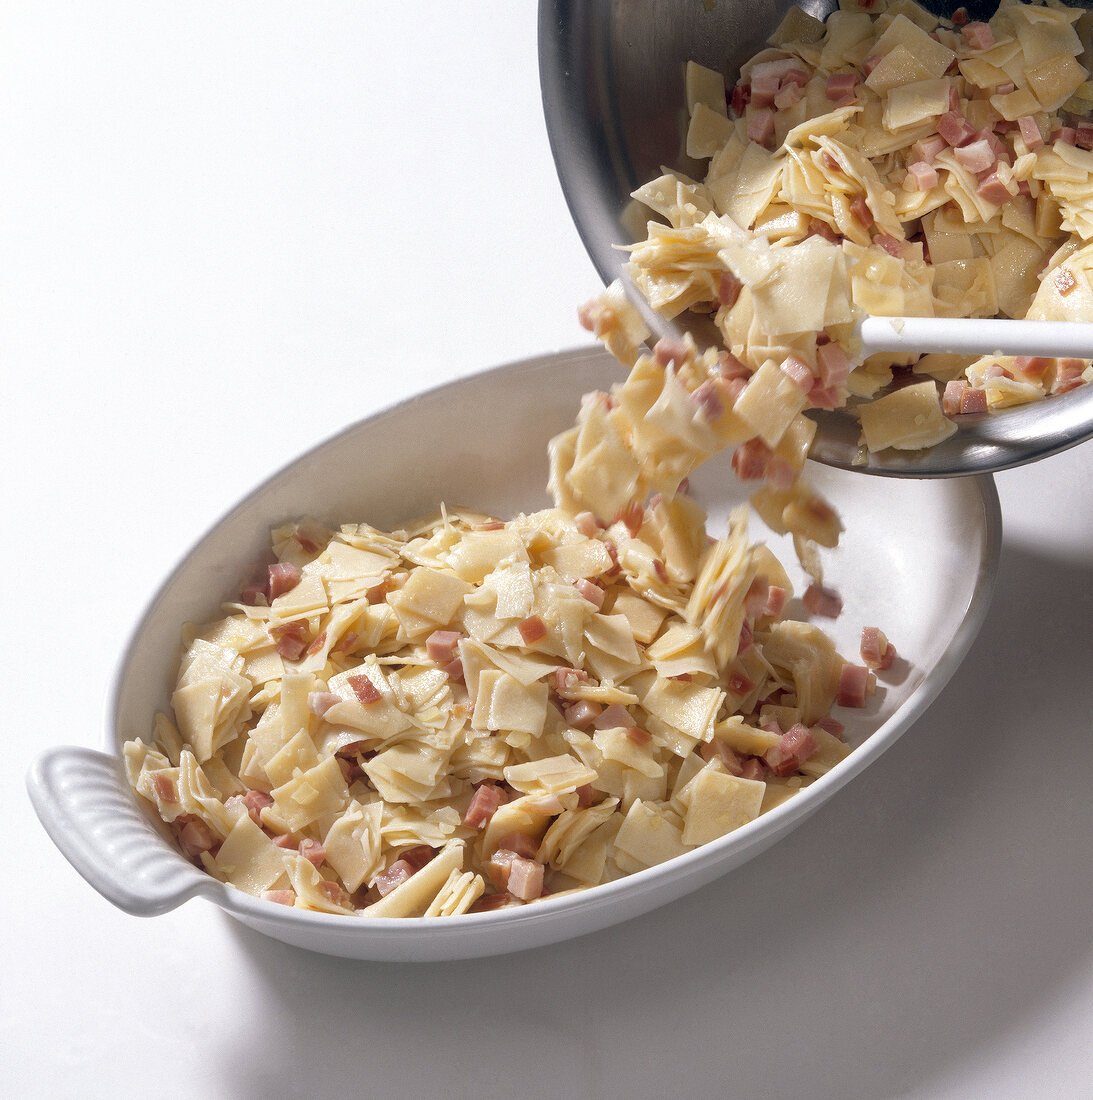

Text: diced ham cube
xmin=874 ymin=234 xmax=904 ymax=258
xmin=943 ymin=379 xmax=967 ymax=416
xmin=178 ymin=818 xmax=217 ymax=859
xmin=904 ymin=160 xmax=939 ymax=192
xmin=563 ymin=699 xmax=602 ymax=730
xmin=518 ymin=615 xmax=548 ymax=645
xmin=764 ymin=586 xmax=787 ymax=617
xmin=954 ymin=138 xmax=996 ymax=174
xmin=577 ymin=298 xmax=617 ymax=336
xmin=977 ymin=171 xmax=1016 ymax=206
xmin=701 ymin=738 xmax=744 ymax=775
xmin=270 ymin=620 xmax=310 ymax=661
xmin=837 ymin=663 xmax=873 ymax=708
xmin=747 ymin=107 xmax=775 ymax=146
xmin=347 ymin=673 xmax=382 ymax=705
xmin=267 ymin=561 xmax=301 ymax=600
xmin=961 ymin=21 xmax=995 ymax=49
xmin=505 ymin=855 xmax=545 ymax=902
xmin=692 ymin=378 xmax=726 ymax=421
xmin=938 ymin=110 xmax=975 ymax=147
xmin=593 ymin=703 xmax=634 ymax=729
xmin=261 ymin=889 xmax=296 ymax=906
xmin=307 ymin=690 xmax=336 ymax=717
xmin=850 ymin=195 xmax=874 ymax=228
xmin=152 ymin=773 xmax=178 ymax=805
xmin=860 ymin=626 xmax=897 ymax=671
xmin=463 ymin=783 xmax=505 ymax=829
xmin=653 ymin=337 xmax=689 ymax=369
xmin=375 ymin=860 xmax=414 ymax=896
xmin=814 ymin=715 xmax=845 ymax=739
xmin=574 ymin=578 xmax=605 ymax=608
xmin=803 ymin=583 xmax=843 ymax=619
xmin=401 ymin=845 xmax=435 ymax=871
xmin=825 ymin=72 xmax=858 ymax=101
xmin=1014 ymin=356 xmax=1052 ymax=379
xmin=426 ymin=629 xmax=462 ymax=663
xmin=1054 ymin=358 xmax=1088 ymax=394
xmin=298 ymin=838 xmax=326 ymax=869
xmin=960 ymin=387 xmax=988 ymax=414
xmin=781 ymin=354 xmax=815 ymax=391
xmin=494 ymin=832 xmax=540 ymax=860
xmin=764 ymin=723 xmax=819 ymax=777
xmin=732 ymin=437 xmax=773 ymax=480
xmin=910 ymin=135 xmax=947 ymax=164
xmin=719 ymin=270 xmax=744 ymax=308
xmin=816 ymin=341 xmax=850 ymax=389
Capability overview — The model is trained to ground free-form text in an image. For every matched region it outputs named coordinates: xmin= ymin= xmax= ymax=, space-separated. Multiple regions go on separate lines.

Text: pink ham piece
xmin=938 ymin=110 xmax=975 ymax=147
xmin=701 ymin=738 xmax=745 ymax=775
xmin=653 ymin=337 xmax=689 ymax=369
xmin=241 ymin=789 xmax=273 ymax=826
xmin=747 ymin=107 xmax=775 ymax=147
xmin=1015 ymin=356 xmax=1053 ymax=379
xmin=493 ymin=832 xmax=539 ymax=860
xmin=816 ymin=341 xmax=850 ymax=389
xmin=837 ymin=663 xmax=873 ymax=708
xmin=593 ymin=702 xmax=634 ymax=729
xmin=692 ymin=378 xmax=727 ymax=421
xmin=962 ymin=21 xmax=995 ymax=49
xmin=463 ymin=783 xmax=506 ymax=829
xmin=270 ymin=620 xmax=310 ymax=661
xmin=764 ymin=723 xmax=818 ymax=777
xmin=307 ymin=690 xmax=341 ymax=718
xmin=814 ymin=715 xmax=845 ymax=739
xmin=178 ymin=818 xmax=217 ymax=859
xmin=152 ymin=773 xmax=178 ymax=805
xmin=977 ymin=171 xmax=1016 ymax=206
xmin=803 ymin=583 xmax=843 ymax=619
xmin=518 ymin=616 xmax=548 ymax=645
xmin=574 ymin=578 xmax=605 ymax=608
xmin=552 ymin=666 xmax=589 ymax=695
xmin=1054 ymin=359 xmax=1087 ymax=394
xmin=954 ymin=138 xmax=996 ymax=173
xmin=961 ymin=387 xmax=988 ymax=414
xmin=374 ymin=860 xmax=414 ymax=897
xmin=739 ymin=757 xmax=768 ymax=781
xmin=874 ymin=234 xmax=904 ymax=258
xmin=910 ymin=135 xmax=947 ymax=164
xmin=504 ymin=854 xmax=545 ymax=902
xmin=260 ymin=890 xmax=296 ymax=906
xmin=267 ymin=561 xmax=301 ymax=601
xmin=825 ymin=72 xmax=858 ymax=102
xmin=850 ymin=195 xmax=874 ymax=228
xmin=719 ymin=270 xmax=743 ymax=307
xmin=904 ymin=160 xmax=938 ymax=191
xmin=426 ymin=629 xmax=461 ymax=663
xmin=625 ymin=725 xmax=653 ymax=745
xmin=577 ymin=298 xmax=617 ymax=337
xmin=298 ymin=838 xmax=326 ymax=869
xmin=732 ymin=437 xmax=773 ymax=481
xmin=860 ymin=626 xmax=897 ymax=671
xmin=563 ymin=699 xmax=602 ymax=730
xmin=764 ymin=585 xmax=787 ymax=617
xmin=575 ymin=510 xmax=600 ymax=537
xmin=781 ymin=354 xmax=814 ymax=391
xmin=272 ymin=834 xmax=298 ymax=850
xmin=347 ymin=673 xmax=382 ymax=705
xmin=943 ymin=379 xmax=967 ymax=416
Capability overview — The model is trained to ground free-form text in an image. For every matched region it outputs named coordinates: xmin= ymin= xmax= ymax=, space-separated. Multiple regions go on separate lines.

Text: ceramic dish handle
xmin=27 ymin=746 xmax=209 ymax=916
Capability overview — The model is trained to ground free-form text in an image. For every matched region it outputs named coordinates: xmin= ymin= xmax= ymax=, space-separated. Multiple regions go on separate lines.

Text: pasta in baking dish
xmin=124 ymin=484 xmax=883 ymax=917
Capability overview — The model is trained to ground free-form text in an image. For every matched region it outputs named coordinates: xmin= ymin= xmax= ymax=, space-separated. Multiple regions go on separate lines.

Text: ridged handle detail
xmin=27 ymin=746 xmax=209 ymax=916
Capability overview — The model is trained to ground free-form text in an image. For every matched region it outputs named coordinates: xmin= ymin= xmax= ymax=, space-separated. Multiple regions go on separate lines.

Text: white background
xmin=4 ymin=4 xmax=1093 ymax=1097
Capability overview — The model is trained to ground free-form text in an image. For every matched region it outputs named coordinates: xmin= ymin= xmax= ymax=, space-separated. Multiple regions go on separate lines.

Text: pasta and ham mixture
xmin=124 ymin=483 xmax=886 ymax=917
xmin=598 ymin=0 xmax=1093 ymax=457
xmin=126 ymin=0 xmax=1093 ymax=918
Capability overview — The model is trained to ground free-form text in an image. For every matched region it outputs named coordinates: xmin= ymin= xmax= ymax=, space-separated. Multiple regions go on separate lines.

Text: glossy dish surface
xmin=29 ymin=346 xmax=1001 ymax=961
